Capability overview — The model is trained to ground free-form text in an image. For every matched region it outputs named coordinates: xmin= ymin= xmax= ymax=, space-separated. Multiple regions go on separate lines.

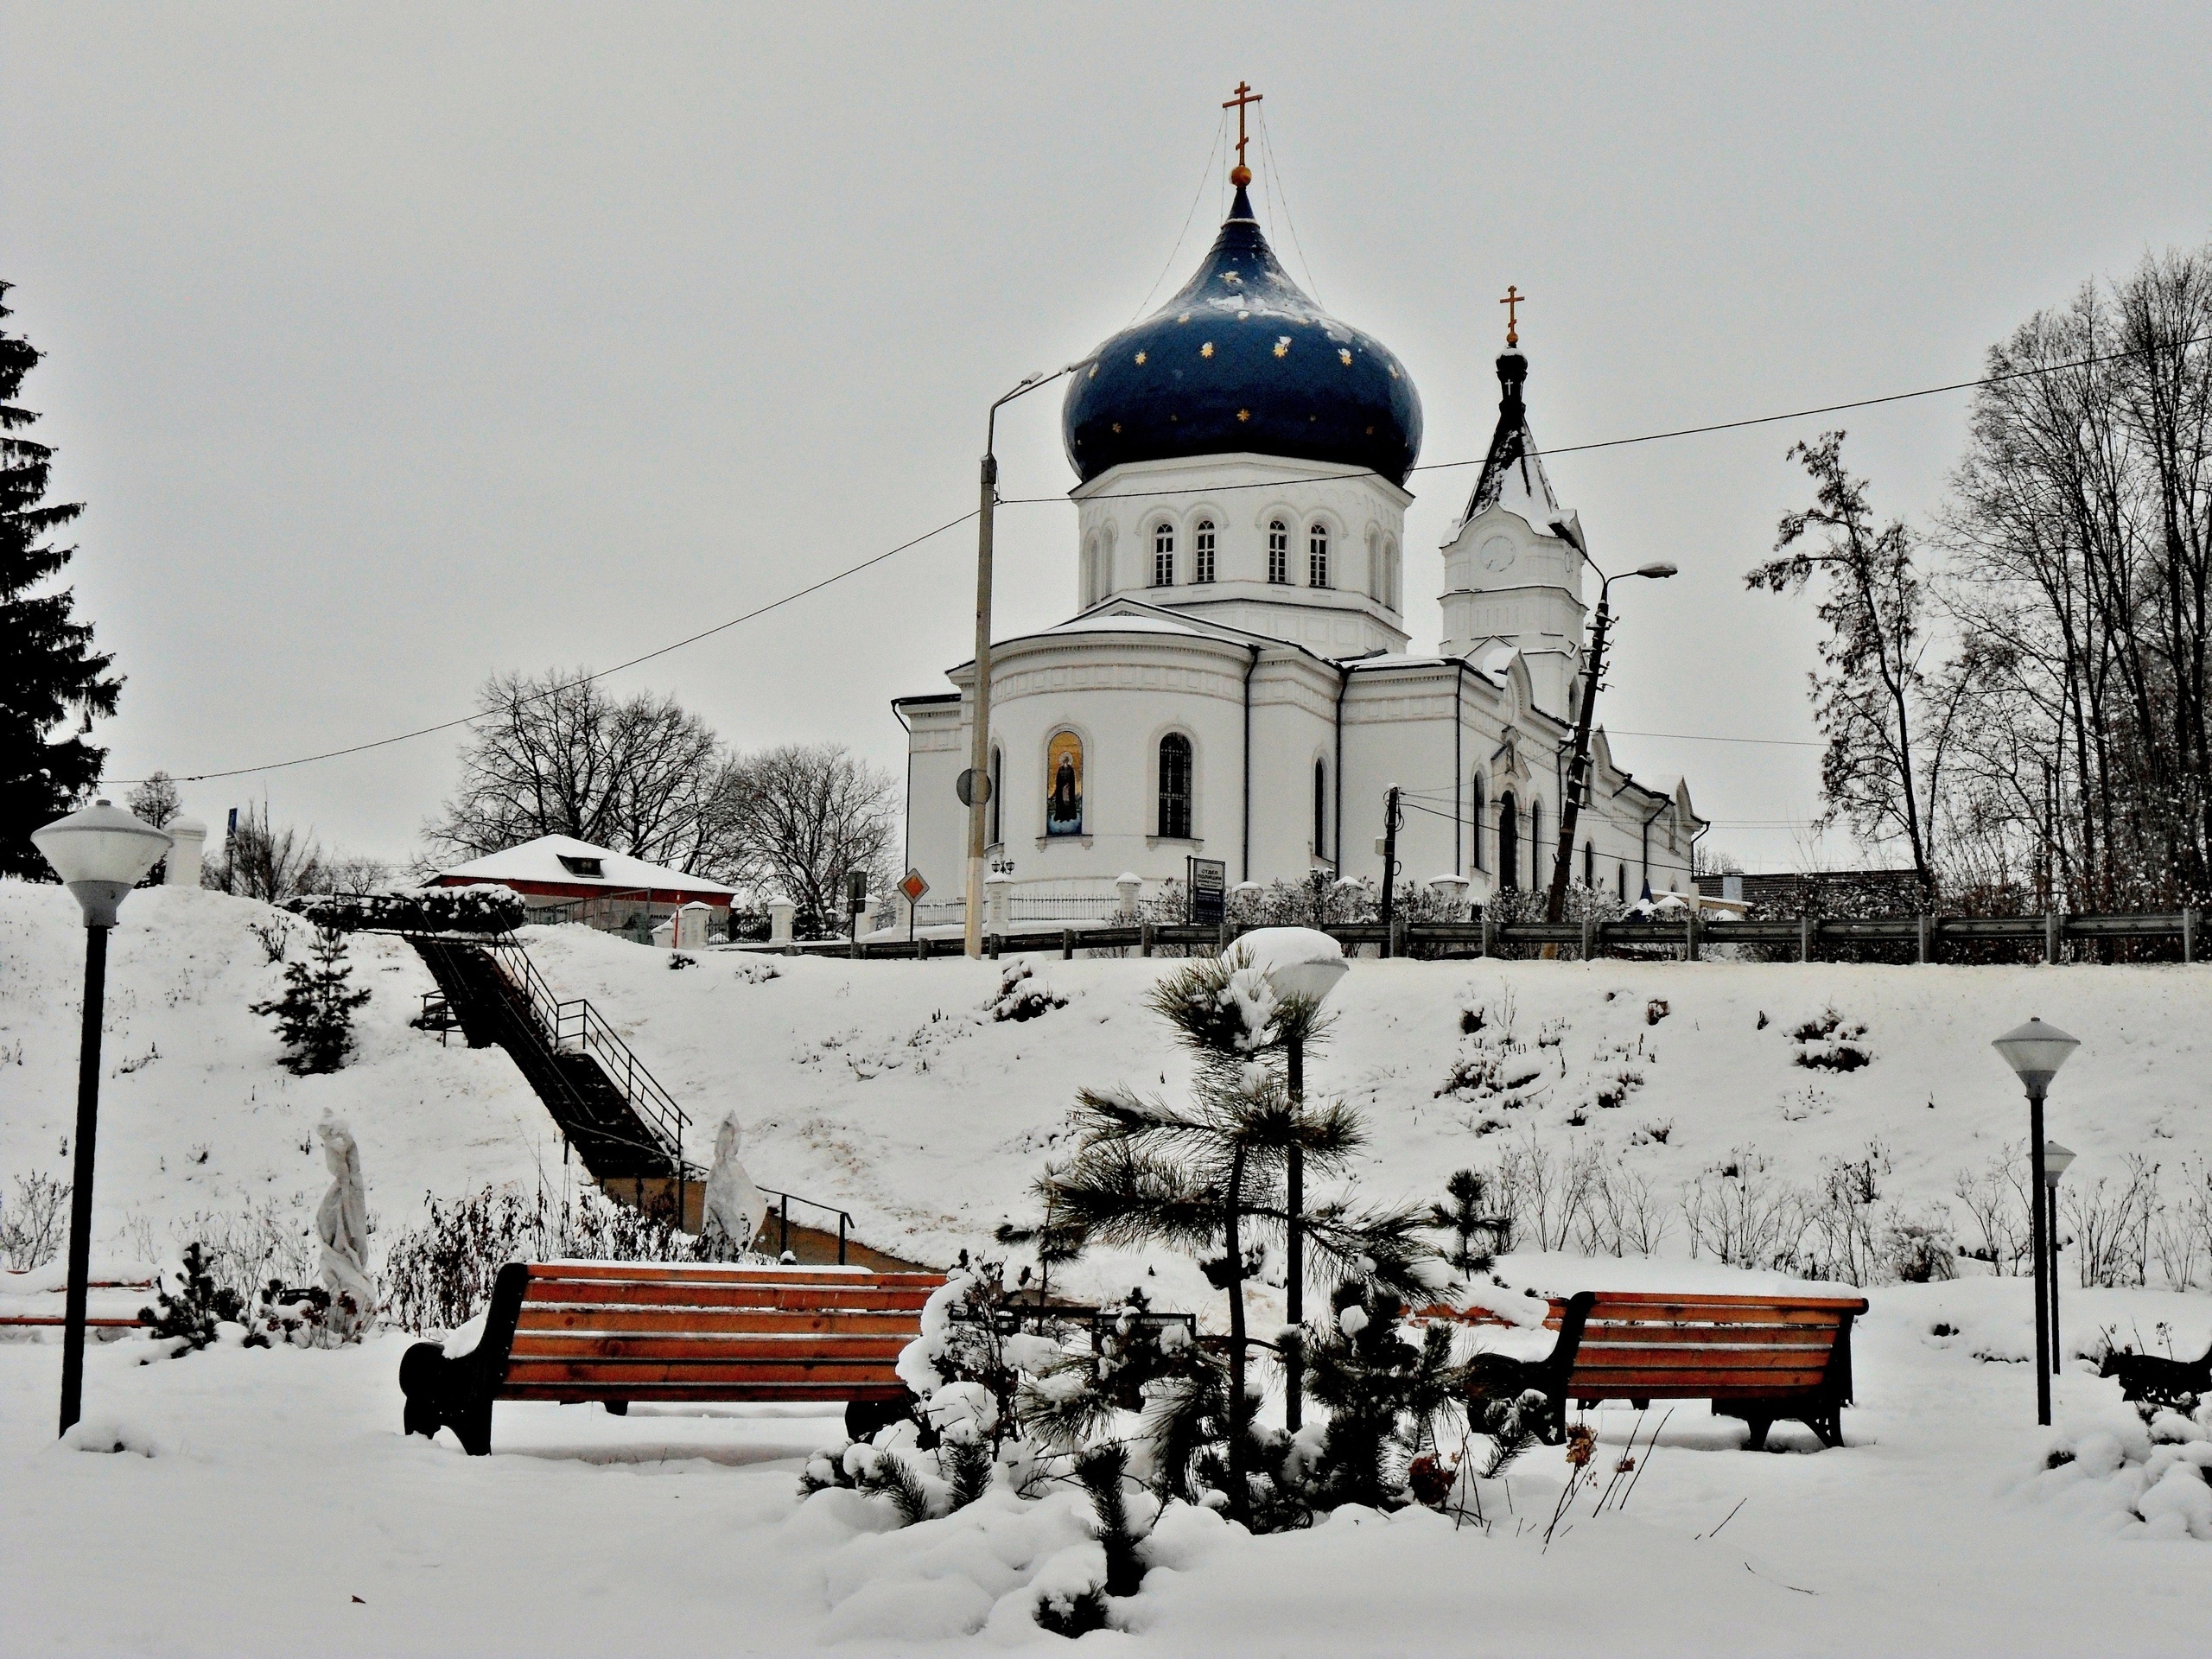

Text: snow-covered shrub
xmin=378 ymin=1183 xmax=714 ymax=1332
xmin=289 ymin=883 xmax=525 ymax=936
xmin=251 ymin=926 xmax=370 ymax=1075
xmin=2033 ymin=1407 xmax=2212 ymax=1541
xmin=252 ymin=1280 xmax=366 ymax=1348
xmin=987 ymin=962 xmax=1067 ymax=1024
xmin=2152 ymin=1160 xmax=2212 ymax=1291
xmin=1575 ymin=1156 xmax=1675 ymax=1257
xmin=140 ymin=1243 xmax=265 ymax=1353
xmin=2065 ymin=1156 xmax=2161 ymax=1287
xmin=1954 ymin=1145 xmax=2035 ymax=1274
xmin=1789 ymin=1007 xmax=1872 ymax=1071
xmin=1880 ymin=1207 xmax=1960 ymax=1283
xmin=1682 ymin=1148 xmax=1812 ymax=1268
xmin=0 ymin=1170 xmax=68 ymax=1270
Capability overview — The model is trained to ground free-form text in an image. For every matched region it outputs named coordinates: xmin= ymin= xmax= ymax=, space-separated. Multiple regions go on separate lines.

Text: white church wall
xmin=1074 ymin=454 xmax=1412 ymax=658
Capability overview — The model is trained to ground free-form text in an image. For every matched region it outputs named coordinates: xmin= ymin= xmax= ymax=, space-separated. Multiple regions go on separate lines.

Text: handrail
xmin=476 ymin=937 xmax=690 ymax=1172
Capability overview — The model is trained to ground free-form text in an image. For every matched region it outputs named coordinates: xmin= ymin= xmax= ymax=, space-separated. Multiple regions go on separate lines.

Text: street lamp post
xmin=1991 ymin=1018 xmax=2081 ymax=1427
xmin=1258 ymin=938 xmax=1350 ymax=1433
xmin=30 ymin=799 xmax=175 ymax=1437
xmin=962 ymin=366 xmax=1077 ymax=961
xmin=1543 ymin=518 xmax=1675 ymax=926
xmin=2043 ymin=1140 xmax=2075 ymax=1378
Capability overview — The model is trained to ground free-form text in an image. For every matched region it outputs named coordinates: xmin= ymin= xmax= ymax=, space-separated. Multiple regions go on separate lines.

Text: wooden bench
xmin=397 ymin=1261 xmax=944 ymax=1456
xmin=0 ymin=1275 xmax=156 ymax=1333
xmin=1465 ymin=1289 xmax=1869 ymax=1450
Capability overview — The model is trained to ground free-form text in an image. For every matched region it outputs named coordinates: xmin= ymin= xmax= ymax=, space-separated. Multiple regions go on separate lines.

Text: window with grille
xmin=1268 ymin=520 xmax=1289 ymax=584
xmin=1158 ymin=734 xmax=1193 ymax=839
xmin=1308 ymin=524 xmax=1330 ymax=588
xmin=1193 ymin=520 xmax=1216 ymax=583
xmin=1152 ymin=524 xmax=1174 ymax=587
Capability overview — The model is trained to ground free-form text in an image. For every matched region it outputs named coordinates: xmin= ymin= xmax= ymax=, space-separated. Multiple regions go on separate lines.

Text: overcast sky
xmin=6 ymin=3 xmax=2209 ymax=872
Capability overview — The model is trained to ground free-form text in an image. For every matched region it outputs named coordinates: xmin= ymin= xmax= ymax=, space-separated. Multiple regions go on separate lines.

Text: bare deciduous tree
xmin=718 ymin=743 xmax=896 ymax=938
xmin=202 ymin=803 xmax=324 ymax=902
xmin=1748 ymin=433 xmax=1967 ymax=899
xmin=1941 ymin=250 xmax=2212 ymax=907
xmin=425 ymin=669 xmax=734 ymax=874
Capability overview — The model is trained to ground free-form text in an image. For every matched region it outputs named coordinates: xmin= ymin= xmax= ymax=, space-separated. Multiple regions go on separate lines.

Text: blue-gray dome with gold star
xmin=1063 ymin=185 xmax=1423 ymax=486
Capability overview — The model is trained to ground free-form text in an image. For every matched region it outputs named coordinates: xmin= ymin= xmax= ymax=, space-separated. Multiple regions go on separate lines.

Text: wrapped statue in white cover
xmin=702 ymin=1112 xmax=768 ymax=1258
xmin=315 ymin=1112 xmax=376 ymax=1338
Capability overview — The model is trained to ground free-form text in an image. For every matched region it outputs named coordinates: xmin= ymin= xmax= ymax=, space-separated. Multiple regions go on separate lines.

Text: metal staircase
xmin=410 ymin=935 xmax=696 ymax=1192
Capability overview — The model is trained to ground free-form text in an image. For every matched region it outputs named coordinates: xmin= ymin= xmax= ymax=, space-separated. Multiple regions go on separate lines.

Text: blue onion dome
xmin=1063 ymin=184 xmax=1423 ymax=486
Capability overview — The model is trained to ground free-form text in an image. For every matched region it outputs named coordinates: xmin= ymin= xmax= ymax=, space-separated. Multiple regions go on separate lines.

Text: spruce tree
xmin=252 ymin=926 xmax=372 ymax=1074
xmin=1 ymin=283 xmax=122 ymax=877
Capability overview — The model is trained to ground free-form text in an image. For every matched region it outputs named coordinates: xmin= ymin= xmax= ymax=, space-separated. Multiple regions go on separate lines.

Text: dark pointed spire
xmin=1461 ymin=348 xmax=1557 ymax=527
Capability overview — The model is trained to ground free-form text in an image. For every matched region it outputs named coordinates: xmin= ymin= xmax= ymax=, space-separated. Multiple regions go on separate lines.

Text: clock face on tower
xmin=1480 ymin=534 xmax=1516 ymax=573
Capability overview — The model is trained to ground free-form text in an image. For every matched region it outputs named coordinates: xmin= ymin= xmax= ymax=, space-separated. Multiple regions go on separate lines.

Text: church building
xmin=894 ymin=122 xmax=1703 ymax=925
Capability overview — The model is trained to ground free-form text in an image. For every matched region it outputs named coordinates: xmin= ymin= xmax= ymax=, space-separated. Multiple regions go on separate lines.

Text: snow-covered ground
xmin=4 ymin=1266 xmax=2209 ymax=1655
xmin=4 ymin=880 xmax=2212 ymax=1652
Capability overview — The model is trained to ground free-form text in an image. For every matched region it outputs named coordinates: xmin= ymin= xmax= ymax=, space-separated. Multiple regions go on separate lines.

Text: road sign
xmin=957 ymin=768 xmax=993 ymax=807
xmin=899 ymin=868 xmax=929 ymax=905
xmin=1187 ymin=855 xmax=1227 ymax=925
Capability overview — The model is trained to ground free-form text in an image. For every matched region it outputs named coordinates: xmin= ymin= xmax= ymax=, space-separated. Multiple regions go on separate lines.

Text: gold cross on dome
xmin=1223 ymin=81 xmax=1262 ymax=173
xmin=1500 ymin=284 xmax=1527 ymax=347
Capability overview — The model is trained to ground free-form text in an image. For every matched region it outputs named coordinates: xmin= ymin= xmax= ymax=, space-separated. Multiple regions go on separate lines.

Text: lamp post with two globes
xmin=1991 ymin=1018 xmax=2081 ymax=1427
xmin=2042 ymin=1140 xmax=2075 ymax=1380
xmin=31 ymin=799 xmax=174 ymax=1436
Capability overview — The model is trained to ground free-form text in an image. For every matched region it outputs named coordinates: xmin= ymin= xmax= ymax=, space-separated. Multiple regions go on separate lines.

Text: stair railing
xmin=478 ymin=938 xmax=691 ymax=1175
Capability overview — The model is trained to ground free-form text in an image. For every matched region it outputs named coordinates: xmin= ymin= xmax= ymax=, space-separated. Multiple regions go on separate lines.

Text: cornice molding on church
xmin=1071 ymin=450 xmax=1415 ymax=512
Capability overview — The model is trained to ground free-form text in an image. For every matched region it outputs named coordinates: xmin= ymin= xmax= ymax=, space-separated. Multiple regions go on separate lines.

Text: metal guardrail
xmin=479 ymin=938 xmax=690 ymax=1169
xmin=741 ymin=906 xmax=2203 ymax=965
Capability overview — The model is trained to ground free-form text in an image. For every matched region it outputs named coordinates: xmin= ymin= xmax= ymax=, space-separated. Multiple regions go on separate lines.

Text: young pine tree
xmin=253 ymin=925 xmax=371 ymax=1074
xmin=1042 ymin=950 xmax=1432 ymax=1528
xmin=1429 ymin=1168 xmax=1498 ymax=1276
xmin=1 ymin=283 xmax=123 ymax=876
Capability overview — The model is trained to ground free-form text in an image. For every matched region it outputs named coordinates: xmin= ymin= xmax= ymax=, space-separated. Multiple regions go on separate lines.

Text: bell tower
xmin=1438 ymin=338 xmax=1586 ymax=719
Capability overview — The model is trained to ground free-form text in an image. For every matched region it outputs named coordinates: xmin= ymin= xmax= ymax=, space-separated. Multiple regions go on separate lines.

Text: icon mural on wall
xmin=1045 ymin=731 xmax=1084 ymax=837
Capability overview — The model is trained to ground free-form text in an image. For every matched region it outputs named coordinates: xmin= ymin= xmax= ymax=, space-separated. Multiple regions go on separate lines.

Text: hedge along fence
xmin=757 ymin=905 xmax=2205 ymax=967
xmin=287 ymin=883 xmax=528 ymax=937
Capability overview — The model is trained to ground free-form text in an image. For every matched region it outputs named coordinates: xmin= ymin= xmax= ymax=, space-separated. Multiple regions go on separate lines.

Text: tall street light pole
xmin=963 ymin=367 xmax=1075 ymax=960
xmin=30 ymin=799 xmax=174 ymax=1436
xmin=1992 ymin=1018 xmax=2081 ymax=1427
xmin=1545 ymin=518 xmax=1675 ymax=925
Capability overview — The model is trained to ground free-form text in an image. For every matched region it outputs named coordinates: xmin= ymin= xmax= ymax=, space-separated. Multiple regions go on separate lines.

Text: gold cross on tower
xmin=1224 ymin=80 xmax=1262 ymax=187
xmin=1499 ymin=284 xmax=1528 ymax=347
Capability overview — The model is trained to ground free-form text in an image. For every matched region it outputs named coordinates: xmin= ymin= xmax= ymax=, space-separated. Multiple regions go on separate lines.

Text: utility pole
xmin=1546 ymin=584 xmax=1613 ymax=925
xmin=1544 ymin=519 xmax=1675 ymax=925
xmin=962 ymin=369 xmax=1073 ymax=959
xmin=1377 ymin=785 xmax=1402 ymax=958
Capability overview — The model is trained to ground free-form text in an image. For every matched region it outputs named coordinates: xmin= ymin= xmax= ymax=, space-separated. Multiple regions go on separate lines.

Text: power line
xmin=107 ymin=331 xmax=2188 ymax=790
xmin=1001 ymin=332 xmax=2207 ymax=507
xmin=118 ymin=508 xmax=980 ymax=786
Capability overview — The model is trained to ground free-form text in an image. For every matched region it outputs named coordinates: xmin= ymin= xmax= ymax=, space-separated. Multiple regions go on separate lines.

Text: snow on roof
xmin=434 ymin=836 xmax=734 ymax=899
xmin=1043 ymin=613 xmax=1211 ymax=639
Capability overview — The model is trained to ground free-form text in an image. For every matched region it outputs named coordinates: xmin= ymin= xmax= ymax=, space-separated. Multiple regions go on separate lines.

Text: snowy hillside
xmin=0 ymin=882 xmax=550 ymax=1264
xmin=521 ymin=922 xmax=2211 ymax=1302
xmin=4 ymin=878 xmax=2209 ymax=1303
